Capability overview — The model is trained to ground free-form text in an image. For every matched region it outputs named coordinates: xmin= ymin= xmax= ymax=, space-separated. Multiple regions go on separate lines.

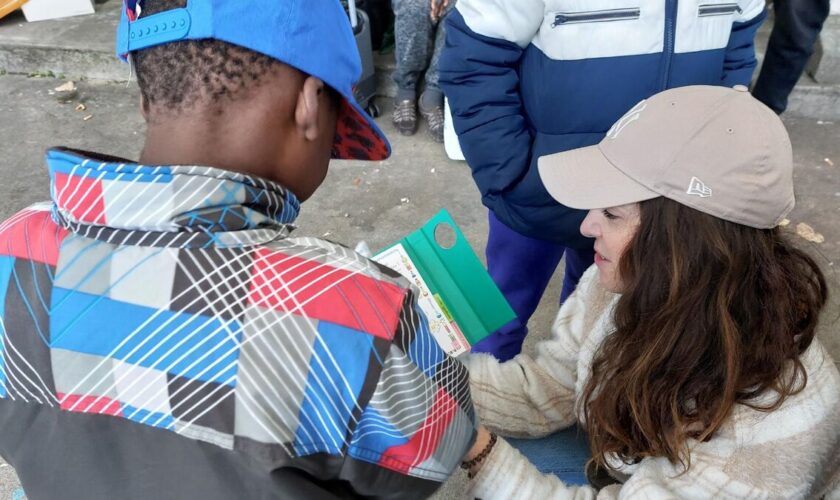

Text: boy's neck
xmin=137 ymin=94 xmax=323 ymax=202
xmin=140 ymin=119 xmax=268 ymax=177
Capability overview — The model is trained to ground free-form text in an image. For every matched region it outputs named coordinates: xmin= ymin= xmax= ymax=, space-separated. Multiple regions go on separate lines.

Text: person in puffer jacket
xmin=439 ymin=0 xmax=767 ymax=361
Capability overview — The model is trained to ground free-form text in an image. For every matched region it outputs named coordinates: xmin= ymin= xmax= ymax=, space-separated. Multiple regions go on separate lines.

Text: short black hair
xmin=133 ymin=0 xmax=285 ymax=115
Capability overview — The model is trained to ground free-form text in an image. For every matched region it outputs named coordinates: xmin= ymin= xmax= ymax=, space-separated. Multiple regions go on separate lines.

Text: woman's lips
xmin=594 ymin=252 xmax=609 ymax=265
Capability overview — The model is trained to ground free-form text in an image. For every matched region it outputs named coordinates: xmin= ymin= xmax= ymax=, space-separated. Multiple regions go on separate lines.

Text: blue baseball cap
xmin=116 ymin=0 xmax=391 ymax=161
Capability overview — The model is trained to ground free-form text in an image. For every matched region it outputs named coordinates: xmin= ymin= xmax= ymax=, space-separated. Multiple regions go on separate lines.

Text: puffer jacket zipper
xmin=660 ymin=0 xmax=678 ymax=89
xmin=553 ymin=8 xmax=641 ymax=26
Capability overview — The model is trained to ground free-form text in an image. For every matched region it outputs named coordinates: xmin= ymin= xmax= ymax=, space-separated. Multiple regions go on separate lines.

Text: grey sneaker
xmin=392 ymin=99 xmax=418 ymax=136
xmin=420 ymin=104 xmax=444 ymax=143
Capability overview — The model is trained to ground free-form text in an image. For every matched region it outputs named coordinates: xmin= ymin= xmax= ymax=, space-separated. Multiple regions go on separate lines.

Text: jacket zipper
xmin=552 ymin=8 xmax=641 ymax=27
xmin=660 ymin=0 xmax=678 ymax=89
xmin=698 ymin=3 xmax=742 ymax=16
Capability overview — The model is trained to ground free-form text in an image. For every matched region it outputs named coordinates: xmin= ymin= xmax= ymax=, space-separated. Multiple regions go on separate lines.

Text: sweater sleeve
xmin=468 ymin=438 xmax=684 ymax=500
xmin=471 ymin=390 xmax=840 ymax=500
xmin=463 ymin=267 xmax=600 ymax=438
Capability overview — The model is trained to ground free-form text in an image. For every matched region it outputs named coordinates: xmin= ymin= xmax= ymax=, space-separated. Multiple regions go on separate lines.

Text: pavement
xmin=2 ymin=0 xmax=840 ymax=119
xmin=0 ymin=70 xmax=839 ymax=499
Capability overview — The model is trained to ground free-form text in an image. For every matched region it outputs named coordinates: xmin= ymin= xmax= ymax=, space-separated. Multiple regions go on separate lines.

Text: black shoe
xmin=392 ymin=99 xmax=418 ymax=136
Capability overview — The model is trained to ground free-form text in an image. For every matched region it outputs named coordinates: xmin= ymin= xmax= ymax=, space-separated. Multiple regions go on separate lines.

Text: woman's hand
xmin=430 ymin=0 xmax=450 ymax=21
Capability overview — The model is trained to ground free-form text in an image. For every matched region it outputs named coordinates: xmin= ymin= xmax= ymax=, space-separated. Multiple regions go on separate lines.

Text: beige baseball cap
xmin=537 ymin=85 xmax=794 ymax=229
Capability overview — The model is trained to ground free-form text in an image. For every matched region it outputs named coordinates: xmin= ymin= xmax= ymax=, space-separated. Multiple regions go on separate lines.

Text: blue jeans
xmin=473 ymin=211 xmax=595 ymax=361
xmin=507 ymin=427 xmax=591 ymax=486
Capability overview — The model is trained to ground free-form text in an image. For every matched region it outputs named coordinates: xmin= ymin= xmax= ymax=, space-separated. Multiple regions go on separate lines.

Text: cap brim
xmin=331 ymin=97 xmax=391 ymax=161
xmin=537 ymin=145 xmax=659 ymax=210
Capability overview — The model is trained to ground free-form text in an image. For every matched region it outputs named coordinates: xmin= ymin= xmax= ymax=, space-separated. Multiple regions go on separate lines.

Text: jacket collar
xmin=46 ymin=148 xmax=300 ymax=235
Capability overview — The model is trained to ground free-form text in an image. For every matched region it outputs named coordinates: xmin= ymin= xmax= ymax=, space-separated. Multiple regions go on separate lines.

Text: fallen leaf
xmin=75 ymin=103 xmax=86 ymax=111
xmin=352 ymin=177 xmax=362 ymax=186
xmin=795 ymin=223 xmax=824 ymax=244
xmin=779 ymin=218 xmax=790 ymax=227
xmin=825 ymin=158 xmax=834 ymax=167
xmin=54 ymin=81 xmax=76 ymax=93
xmin=83 ymin=115 xmax=93 ymax=121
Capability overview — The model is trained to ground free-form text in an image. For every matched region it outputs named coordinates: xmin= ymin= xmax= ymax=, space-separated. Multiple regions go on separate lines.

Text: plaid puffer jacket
xmin=0 ymin=148 xmax=476 ymax=499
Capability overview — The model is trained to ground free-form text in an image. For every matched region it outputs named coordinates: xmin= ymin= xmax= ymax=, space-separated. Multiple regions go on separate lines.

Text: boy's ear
xmin=139 ymin=94 xmax=150 ymax=121
xmin=294 ymin=76 xmax=325 ymax=142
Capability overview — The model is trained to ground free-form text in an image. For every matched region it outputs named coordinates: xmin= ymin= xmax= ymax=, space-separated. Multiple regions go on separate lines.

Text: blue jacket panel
xmin=440 ymin=0 xmax=766 ymax=246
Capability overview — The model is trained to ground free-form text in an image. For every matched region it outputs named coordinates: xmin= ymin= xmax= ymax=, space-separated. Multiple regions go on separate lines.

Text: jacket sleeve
xmin=438 ymin=0 xmax=544 ymax=215
xmin=341 ymin=289 xmax=477 ymax=499
xmin=721 ymin=0 xmax=767 ymax=86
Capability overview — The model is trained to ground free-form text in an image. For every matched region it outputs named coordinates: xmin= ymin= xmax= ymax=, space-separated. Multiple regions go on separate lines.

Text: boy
xmin=0 ymin=1 xmax=476 ymax=498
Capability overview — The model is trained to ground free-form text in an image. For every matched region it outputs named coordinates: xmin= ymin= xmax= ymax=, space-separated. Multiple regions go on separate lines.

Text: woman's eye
xmin=602 ymin=209 xmax=618 ymax=220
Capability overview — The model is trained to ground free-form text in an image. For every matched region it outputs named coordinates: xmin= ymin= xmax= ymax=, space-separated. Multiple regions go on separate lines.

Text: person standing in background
xmin=440 ymin=0 xmax=767 ymax=361
xmin=752 ymin=0 xmax=831 ymax=113
xmin=391 ymin=0 xmax=453 ymax=142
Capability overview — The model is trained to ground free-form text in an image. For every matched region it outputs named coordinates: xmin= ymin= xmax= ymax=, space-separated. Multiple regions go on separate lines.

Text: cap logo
xmin=686 ymin=177 xmax=712 ymax=198
xmin=607 ymin=100 xmax=647 ymax=139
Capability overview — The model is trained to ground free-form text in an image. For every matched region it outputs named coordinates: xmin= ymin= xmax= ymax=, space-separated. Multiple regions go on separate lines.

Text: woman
xmin=459 ymin=86 xmax=840 ymax=498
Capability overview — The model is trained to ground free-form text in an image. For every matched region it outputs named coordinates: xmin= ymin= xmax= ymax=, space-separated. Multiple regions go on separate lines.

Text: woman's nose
xmin=580 ymin=210 xmax=600 ymax=239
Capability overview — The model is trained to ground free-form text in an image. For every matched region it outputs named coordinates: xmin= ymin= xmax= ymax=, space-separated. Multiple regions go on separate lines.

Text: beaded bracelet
xmin=460 ymin=432 xmax=498 ymax=479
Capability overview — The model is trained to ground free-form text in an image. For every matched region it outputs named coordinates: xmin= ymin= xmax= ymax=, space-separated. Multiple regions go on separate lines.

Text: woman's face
xmin=580 ymin=203 xmax=641 ymax=293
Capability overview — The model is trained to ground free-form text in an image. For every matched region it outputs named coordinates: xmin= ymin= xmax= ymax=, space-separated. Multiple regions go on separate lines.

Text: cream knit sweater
xmin=465 ymin=266 xmax=840 ymax=499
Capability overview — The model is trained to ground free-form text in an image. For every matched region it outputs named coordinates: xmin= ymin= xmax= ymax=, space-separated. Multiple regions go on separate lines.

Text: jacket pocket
xmin=697 ymin=3 xmax=742 ymax=17
xmin=552 ymin=7 xmax=641 ymax=27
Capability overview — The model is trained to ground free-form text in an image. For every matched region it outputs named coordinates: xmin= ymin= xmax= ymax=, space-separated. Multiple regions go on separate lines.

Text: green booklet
xmin=373 ymin=209 xmax=516 ymax=357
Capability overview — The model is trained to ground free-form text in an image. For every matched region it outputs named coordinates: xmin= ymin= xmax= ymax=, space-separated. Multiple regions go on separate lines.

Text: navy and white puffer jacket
xmin=439 ymin=0 xmax=766 ymax=247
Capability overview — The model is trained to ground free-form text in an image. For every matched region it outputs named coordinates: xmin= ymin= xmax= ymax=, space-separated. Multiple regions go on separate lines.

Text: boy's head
xmin=119 ymin=0 xmax=390 ymax=200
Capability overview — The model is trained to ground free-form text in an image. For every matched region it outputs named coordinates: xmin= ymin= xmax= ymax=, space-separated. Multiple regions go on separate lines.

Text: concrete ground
xmin=2 ymin=0 xmax=840 ymax=120
xmin=0 ymin=74 xmax=838 ymax=499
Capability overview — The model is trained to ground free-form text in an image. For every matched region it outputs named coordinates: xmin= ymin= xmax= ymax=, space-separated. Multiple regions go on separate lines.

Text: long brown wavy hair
xmin=581 ymin=197 xmax=828 ymax=471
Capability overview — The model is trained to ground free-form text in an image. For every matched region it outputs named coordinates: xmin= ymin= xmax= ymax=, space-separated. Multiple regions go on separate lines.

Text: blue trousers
xmin=473 ymin=211 xmax=594 ymax=361
xmin=508 ymin=427 xmax=591 ymax=486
